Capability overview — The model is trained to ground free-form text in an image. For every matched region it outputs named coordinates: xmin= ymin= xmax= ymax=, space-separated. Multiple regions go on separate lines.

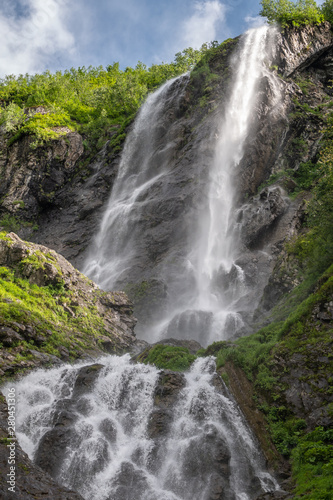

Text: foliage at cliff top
xmin=0 ymin=44 xmax=216 ymax=151
xmin=259 ymin=0 xmax=333 ymax=27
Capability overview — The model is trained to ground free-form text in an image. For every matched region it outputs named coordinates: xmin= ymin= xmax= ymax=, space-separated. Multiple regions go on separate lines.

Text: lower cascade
xmin=8 ymin=355 xmax=279 ymax=499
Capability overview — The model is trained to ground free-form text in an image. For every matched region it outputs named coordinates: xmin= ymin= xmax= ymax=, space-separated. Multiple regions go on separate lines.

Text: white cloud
xmin=244 ymin=15 xmax=267 ymax=29
xmin=0 ymin=0 xmax=75 ymax=77
xmin=181 ymin=1 xmax=227 ymax=49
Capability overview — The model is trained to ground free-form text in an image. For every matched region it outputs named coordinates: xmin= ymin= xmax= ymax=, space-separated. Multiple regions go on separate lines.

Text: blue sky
xmin=0 ymin=0 xmax=323 ymax=77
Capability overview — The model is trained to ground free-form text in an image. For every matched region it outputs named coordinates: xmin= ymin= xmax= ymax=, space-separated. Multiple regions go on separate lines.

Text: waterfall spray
xmin=83 ymin=75 xmax=189 ymax=289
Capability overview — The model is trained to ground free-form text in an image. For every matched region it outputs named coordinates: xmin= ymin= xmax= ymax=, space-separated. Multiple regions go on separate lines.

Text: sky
xmin=0 ymin=0 xmax=324 ymax=77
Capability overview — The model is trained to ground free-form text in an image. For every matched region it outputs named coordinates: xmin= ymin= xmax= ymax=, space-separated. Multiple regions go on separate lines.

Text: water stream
xmin=6 ymin=356 xmax=279 ymax=499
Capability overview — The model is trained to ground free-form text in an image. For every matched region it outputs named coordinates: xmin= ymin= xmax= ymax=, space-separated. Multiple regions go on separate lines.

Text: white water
xmin=83 ymin=26 xmax=280 ymax=346
xmin=5 ymin=356 xmax=278 ymax=499
xmin=196 ymin=27 xmax=272 ymax=305
xmin=155 ymin=26 xmax=280 ymax=345
xmin=0 ymin=28 xmax=283 ymax=500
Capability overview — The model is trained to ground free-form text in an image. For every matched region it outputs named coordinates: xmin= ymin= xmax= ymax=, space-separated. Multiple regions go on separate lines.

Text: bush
xmin=0 ymin=44 xmax=212 ymax=152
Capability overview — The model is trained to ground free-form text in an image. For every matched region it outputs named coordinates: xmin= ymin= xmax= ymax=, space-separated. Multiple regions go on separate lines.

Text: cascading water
xmin=83 ymin=75 xmax=189 ymax=289
xmin=5 ymin=355 xmax=279 ymax=499
xmin=165 ymin=26 xmax=280 ymax=345
xmin=83 ymin=26 xmax=280 ymax=346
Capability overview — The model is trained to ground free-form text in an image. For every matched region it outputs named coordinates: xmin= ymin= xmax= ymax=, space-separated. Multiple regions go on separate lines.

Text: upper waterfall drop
xmin=83 ymin=26 xmax=281 ymax=346
xmin=82 ymin=75 xmax=189 ymax=289
xmin=189 ymin=26 xmax=280 ymax=337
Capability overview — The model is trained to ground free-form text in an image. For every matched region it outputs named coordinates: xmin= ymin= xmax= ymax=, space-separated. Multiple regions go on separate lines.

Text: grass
xmin=0 ymin=239 xmax=126 ymax=373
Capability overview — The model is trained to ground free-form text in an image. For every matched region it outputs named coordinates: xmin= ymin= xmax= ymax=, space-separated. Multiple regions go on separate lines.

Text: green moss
xmin=12 ymin=200 xmax=25 ymax=209
xmin=139 ymin=344 xmax=197 ymax=372
xmin=0 ymin=231 xmax=12 ymax=242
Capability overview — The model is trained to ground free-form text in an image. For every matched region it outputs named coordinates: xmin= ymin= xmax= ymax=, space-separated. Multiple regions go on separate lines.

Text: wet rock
xmin=109 ymin=462 xmax=149 ymax=500
xmin=72 ymin=364 xmax=104 ymax=397
xmin=0 ymin=399 xmax=83 ymax=500
xmin=239 ymin=187 xmax=288 ymax=249
xmin=34 ymin=427 xmax=80 ymax=479
xmin=99 ymin=418 xmax=117 ymax=443
xmin=164 ymin=310 xmax=214 ymax=344
xmin=255 ymin=491 xmax=292 ymax=499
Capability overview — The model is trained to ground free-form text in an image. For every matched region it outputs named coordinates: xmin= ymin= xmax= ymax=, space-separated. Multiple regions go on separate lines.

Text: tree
xmin=259 ymin=0 xmax=324 ymax=27
xmin=322 ymin=0 xmax=333 ymax=23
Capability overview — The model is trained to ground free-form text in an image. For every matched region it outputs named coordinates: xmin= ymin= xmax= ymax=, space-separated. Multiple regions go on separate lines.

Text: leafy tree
xmin=259 ymin=0 xmax=324 ymax=27
xmin=0 ymin=102 xmax=25 ymax=132
xmin=322 ymin=0 xmax=333 ymax=23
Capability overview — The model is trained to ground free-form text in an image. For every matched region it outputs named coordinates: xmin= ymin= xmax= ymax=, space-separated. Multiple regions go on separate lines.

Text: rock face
xmin=274 ymin=21 xmax=333 ymax=77
xmin=0 ymin=232 xmax=137 ymax=378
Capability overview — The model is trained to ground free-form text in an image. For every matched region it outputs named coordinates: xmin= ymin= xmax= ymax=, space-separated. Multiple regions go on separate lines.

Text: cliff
xmin=0 ymin=21 xmax=332 ymax=500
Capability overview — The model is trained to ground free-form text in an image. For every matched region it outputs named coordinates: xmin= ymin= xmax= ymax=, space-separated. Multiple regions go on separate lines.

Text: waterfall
xmin=174 ymin=25 xmax=280 ymax=345
xmin=83 ymin=26 xmax=280 ymax=346
xmin=6 ymin=356 xmax=279 ymax=499
xmin=83 ymin=75 xmax=189 ymax=289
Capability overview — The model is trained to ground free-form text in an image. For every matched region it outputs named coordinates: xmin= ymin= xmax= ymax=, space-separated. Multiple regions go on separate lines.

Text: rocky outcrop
xmin=274 ymin=22 xmax=333 ymax=77
xmin=0 ymin=232 xmax=137 ymax=378
xmin=0 ymin=122 xmax=120 ymax=267
xmin=0 ymin=127 xmax=84 ymax=220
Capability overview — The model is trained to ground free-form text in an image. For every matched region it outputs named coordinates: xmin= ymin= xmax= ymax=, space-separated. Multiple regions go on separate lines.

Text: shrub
xmin=322 ymin=0 xmax=333 ymax=23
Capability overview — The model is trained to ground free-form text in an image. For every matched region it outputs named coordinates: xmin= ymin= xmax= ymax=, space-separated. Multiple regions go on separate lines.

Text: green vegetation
xmin=0 ymin=265 xmax=105 ymax=352
xmin=190 ymin=38 xmax=236 ymax=104
xmin=259 ymin=0 xmax=327 ymax=27
xmin=0 ymin=214 xmax=21 ymax=232
xmin=138 ymin=344 xmax=197 ymax=372
xmin=0 ymin=236 xmax=128 ymax=373
xmin=322 ymin=0 xmax=333 ymax=24
xmin=225 ymin=77 xmax=333 ymax=492
xmin=292 ymin=427 xmax=333 ymax=498
xmin=0 ymin=45 xmax=214 ymax=153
